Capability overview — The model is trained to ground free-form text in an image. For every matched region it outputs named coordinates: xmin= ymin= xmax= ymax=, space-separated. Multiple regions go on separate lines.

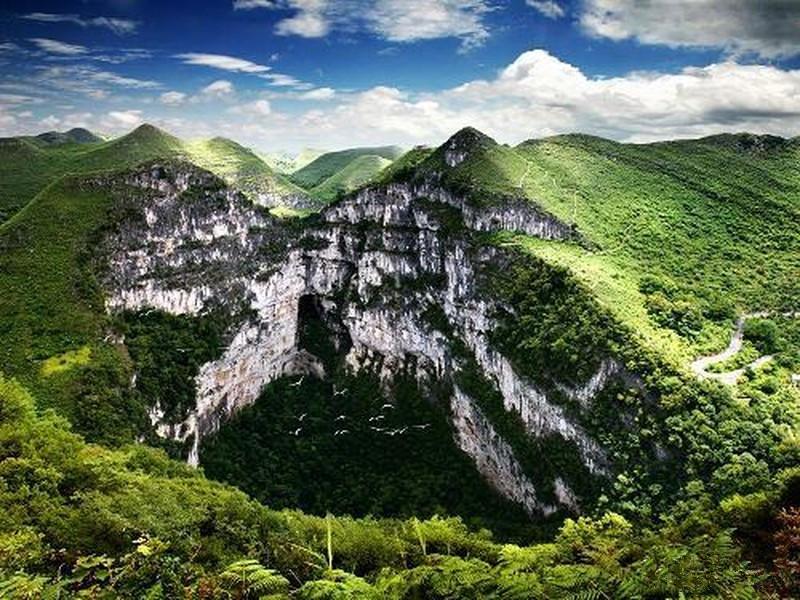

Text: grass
xmin=401 ymin=129 xmax=800 ymax=369
xmin=40 ymin=345 xmax=92 ymax=377
xmin=309 ymin=154 xmax=393 ymax=202
xmin=291 ymin=145 xmax=404 ymax=189
xmin=0 ymin=124 xmax=310 ymax=225
xmin=185 ymin=137 xmax=308 ymax=203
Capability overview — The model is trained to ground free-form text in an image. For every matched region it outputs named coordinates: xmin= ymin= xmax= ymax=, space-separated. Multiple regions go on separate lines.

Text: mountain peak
xmin=34 ymin=127 xmax=101 ymax=146
xmin=441 ymin=127 xmax=496 ymax=167
xmin=129 ymin=123 xmax=169 ymax=138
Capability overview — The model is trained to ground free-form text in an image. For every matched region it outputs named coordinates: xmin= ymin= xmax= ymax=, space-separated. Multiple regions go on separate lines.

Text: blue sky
xmin=1 ymin=0 xmax=800 ymax=152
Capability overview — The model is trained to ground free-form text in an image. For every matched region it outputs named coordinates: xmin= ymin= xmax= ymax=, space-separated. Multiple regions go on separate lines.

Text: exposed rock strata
xmin=100 ymin=162 xmax=628 ymax=515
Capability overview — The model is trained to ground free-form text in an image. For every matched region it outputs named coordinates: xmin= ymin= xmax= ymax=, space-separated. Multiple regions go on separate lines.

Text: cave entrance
xmin=297 ymin=294 xmax=351 ymax=369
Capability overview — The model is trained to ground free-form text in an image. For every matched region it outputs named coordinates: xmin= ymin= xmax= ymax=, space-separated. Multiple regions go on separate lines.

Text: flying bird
xmin=289 ymin=376 xmax=305 ymax=388
xmin=297 ymin=413 xmax=307 ymax=422
xmin=413 ymin=424 xmax=431 ymax=430
xmin=368 ymin=415 xmax=385 ymax=422
xmin=334 ymin=429 xmax=350 ymax=436
xmin=381 ymin=404 xmax=394 ymax=410
xmin=335 ymin=415 xmax=347 ymax=421
xmin=333 ymin=387 xmax=347 ymax=396
xmin=292 ymin=427 xmax=302 ymax=436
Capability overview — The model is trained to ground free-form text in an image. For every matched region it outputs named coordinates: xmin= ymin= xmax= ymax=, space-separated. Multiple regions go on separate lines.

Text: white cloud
xmin=224 ymin=49 xmax=800 ymax=150
xmin=300 ymin=87 xmax=336 ymax=100
xmin=107 ymin=109 xmax=143 ymax=127
xmin=276 ymin=1 xmax=330 ymax=37
xmin=0 ymin=42 xmax=22 ymax=53
xmin=580 ymin=0 xmax=800 ymax=58
xmin=230 ymin=99 xmax=273 ymax=116
xmin=9 ymin=49 xmax=800 ymax=153
xmin=175 ymin=51 xmax=313 ymax=90
xmin=29 ymin=65 xmax=159 ymax=102
xmin=201 ymin=80 xmax=235 ymax=97
xmin=0 ymin=94 xmax=41 ymax=106
xmin=108 ymin=110 xmax=144 ymax=127
xmin=160 ymin=91 xmax=187 ymax=105
xmin=526 ymin=0 xmax=564 ymax=19
xmin=246 ymin=0 xmax=493 ymax=50
xmin=175 ymin=52 xmax=271 ymax=74
xmin=29 ymin=38 xmax=88 ymax=55
xmin=233 ymin=0 xmax=278 ymax=8
xmin=38 ymin=114 xmax=61 ymax=129
xmin=23 ymin=13 xmax=139 ymax=35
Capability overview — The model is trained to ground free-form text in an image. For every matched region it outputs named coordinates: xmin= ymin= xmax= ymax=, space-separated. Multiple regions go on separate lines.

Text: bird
xmin=368 ymin=415 xmax=385 ymax=422
xmin=291 ymin=427 xmax=302 ymax=436
xmin=333 ymin=386 xmax=347 ymax=396
xmin=396 ymin=427 xmax=408 ymax=434
xmin=413 ymin=424 xmax=431 ymax=430
xmin=385 ymin=430 xmax=398 ymax=436
xmin=381 ymin=404 xmax=394 ymax=410
xmin=369 ymin=426 xmax=386 ymax=432
xmin=289 ymin=376 xmax=305 ymax=388
xmin=297 ymin=413 xmax=307 ymax=422
xmin=334 ymin=429 xmax=350 ymax=436
xmin=334 ymin=415 xmax=347 ymax=421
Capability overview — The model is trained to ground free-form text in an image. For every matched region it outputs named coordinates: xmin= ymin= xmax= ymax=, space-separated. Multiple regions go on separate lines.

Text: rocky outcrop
xmin=100 ymin=161 xmax=629 ymax=515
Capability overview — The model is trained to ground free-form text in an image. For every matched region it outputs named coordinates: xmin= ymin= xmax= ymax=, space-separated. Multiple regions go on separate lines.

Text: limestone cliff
xmin=98 ymin=159 xmax=633 ymax=517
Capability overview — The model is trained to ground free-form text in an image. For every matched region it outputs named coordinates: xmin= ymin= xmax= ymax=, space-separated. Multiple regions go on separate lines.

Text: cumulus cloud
xmin=300 ymin=87 xmax=336 ymax=100
xmin=160 ymin=91 xmax=187 ymax=105
xmin=526 ymin=0 xmax=564 ymax=19
xmin=580 ymin=0 xmax=800 ymax=58
xmin=9 ymin=49 xmax=800 ymax=152
xmin=201 ymin=80 xmax=235 ymax=97
xmin=218 ymin=49 xmax=800 ymax=150
xmin=242 ymin=0 xmax=493 ymax=50
xmin=29 ymin=38 xmax=88 ymax=55
xmin=22 ymin=13 xmax=139 ymax=35
xmin=107 ymin=109 xmax=143 ymax=126
xmin=230 ymin=99 xmax=273 ymax=116
xmin=38 ymin=114 xmax=61 ymax=129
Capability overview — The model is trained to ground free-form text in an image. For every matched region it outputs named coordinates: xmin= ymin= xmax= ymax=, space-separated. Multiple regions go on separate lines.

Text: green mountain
xmin=262 ymin=147 xmax=326 ymax=174
xmin=308 ymin=153 xmax=393 ymax=202
xmin=0 ymin=124 xmax=311 ymax=224
xmin=1 ymin=126 xmax=799 ymax=598
xmin=34 ymin=127 xmax=103 ymax=146
xmin=185 ymin=137 xmax=308 ymax=204
xmin=291 ymin=145 xmax=404 ymax=189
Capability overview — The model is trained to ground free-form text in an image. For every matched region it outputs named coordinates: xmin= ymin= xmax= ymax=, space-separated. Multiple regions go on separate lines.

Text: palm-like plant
xmin=219 ymin=559 xmax=289 ymax=599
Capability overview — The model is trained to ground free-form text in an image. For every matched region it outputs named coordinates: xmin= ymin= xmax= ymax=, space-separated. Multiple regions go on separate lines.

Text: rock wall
xmin=101 ymin=161 xmax=628 ymax=514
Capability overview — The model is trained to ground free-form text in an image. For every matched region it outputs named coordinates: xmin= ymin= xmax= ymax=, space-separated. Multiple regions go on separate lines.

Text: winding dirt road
xmin=690 ymin=312 xmax=777 ymax=385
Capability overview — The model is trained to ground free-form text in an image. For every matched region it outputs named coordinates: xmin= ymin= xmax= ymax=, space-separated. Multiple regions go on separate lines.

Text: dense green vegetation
xmin=6 ymin=372 xmax=800 ymax=599
xmin=404 ymin=129 xmax=800 ymax=367
xmin=185 ymin=137 xmax=308 ymax=204
xmin=290 ymin=145 xmax=403 ymax=190
xmin=308 ymin=154 xmax=392 ymax=202
xmin=0 ymin=174 xmax=148 ymax=446
xmin=0 ymin=124 xmax=307 ymax=225
xmin=2 ymin=123 xmax=800 ymax=597
xmin=202 ymin=374 xmax=543 ymax=542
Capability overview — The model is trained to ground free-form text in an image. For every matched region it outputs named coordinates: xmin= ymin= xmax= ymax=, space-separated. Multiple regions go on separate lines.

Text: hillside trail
xmin=691 ymin=311 xmax=798 ymax=385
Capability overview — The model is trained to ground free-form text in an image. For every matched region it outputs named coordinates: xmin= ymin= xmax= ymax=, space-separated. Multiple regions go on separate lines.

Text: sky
xmin=1 ymin=0 xmax=800 ymax=153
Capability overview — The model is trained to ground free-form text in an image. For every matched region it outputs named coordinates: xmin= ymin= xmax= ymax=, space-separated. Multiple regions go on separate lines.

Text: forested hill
xmin=0 ymin=125 xmax=799 ymax=598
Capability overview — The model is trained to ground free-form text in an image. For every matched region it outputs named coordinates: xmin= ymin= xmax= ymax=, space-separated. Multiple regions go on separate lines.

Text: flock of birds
xmin=287 ymin=378 xmax=431 ymax=438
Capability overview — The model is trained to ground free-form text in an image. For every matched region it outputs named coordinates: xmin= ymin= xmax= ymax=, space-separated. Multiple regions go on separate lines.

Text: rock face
xmin=100 ymin=161 xmax=630 ymax=517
